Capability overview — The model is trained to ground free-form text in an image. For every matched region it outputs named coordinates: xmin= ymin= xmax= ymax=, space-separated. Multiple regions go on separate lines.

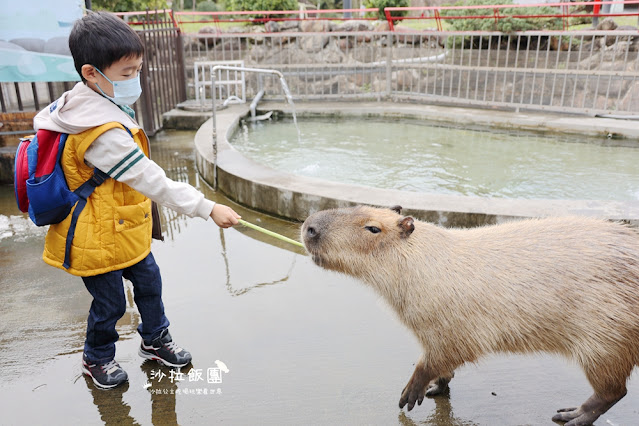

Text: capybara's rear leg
xmin=425 ymin=371 xmax=455 ymax=396
xmin=399 ymin=354 xmax=441 ymax=411
xmin=552 ymin=391 xmax=626 ymax=426
xmin=553 ymin=361 xmax=630 ymax=426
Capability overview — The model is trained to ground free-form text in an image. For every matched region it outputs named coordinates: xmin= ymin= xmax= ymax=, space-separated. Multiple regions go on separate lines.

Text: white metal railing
xmin=192 ymin=60 xmax=246 ymax=106
xmin=185 ymin=30 xmax=639 ymax=116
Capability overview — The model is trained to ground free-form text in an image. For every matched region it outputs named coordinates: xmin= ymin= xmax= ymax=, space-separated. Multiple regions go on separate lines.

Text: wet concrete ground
xmin=1 ymin=130 xmax=637 ymax=425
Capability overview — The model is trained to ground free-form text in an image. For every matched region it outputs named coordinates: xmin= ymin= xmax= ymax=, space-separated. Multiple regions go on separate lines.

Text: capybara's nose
xmin=306 ymin=225 xmax=318 ymax=239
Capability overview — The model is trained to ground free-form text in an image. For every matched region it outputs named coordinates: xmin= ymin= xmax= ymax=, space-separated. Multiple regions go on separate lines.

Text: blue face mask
xmin=93 ymin=66 xmax=142 ymax=106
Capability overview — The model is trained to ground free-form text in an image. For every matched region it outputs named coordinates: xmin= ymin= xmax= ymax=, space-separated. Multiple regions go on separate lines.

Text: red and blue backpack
xmin=14 ymin=130 xmax=108 ymax=225
xmin=14 ymin=120 xmax=109 ymax=269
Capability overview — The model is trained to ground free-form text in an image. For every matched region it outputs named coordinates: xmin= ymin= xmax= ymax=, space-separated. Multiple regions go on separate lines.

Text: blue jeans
xmin=82 ymin=252 xmax=170 ymax=363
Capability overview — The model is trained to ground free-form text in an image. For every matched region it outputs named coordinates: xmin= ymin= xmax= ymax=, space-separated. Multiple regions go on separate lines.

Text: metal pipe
xmin=249 ymin=73 xmax=266 ymax=120
xmin=211 ymin=70 xmax=218 ymax=191
xmin=250 ymin=89 xmax=265 ymax=120
xmin=595 ymin=114 xmax=639 ymax=120
xmin=368 ymin=52 xmax=448 ymax=67
xmin=212 ymin=65 xmax=283 ymax=80
xmin=223 ymin=95 xmax=244 ymax=107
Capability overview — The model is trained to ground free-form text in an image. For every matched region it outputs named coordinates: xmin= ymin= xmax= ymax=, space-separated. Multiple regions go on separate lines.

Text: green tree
xmin=197 ymin=1 xmax=222 ymax=11
xmin=317 ymin=0 xmax=343 ymax=9
xmin=91 ymin=0 xmax=168 ymax=12
xmin=364 ymin=0 xmax=409 ymax=22
xmin=226 ymin=0 xmax=298 ymax=12
xmin=441 ymin=0 xmax=562 ymax=32
xmin=181 ymin=0 xmax=222 ymax=10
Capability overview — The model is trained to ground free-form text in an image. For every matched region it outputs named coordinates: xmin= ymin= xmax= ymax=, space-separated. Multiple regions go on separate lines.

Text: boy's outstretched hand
xmin=210 ymin=204 xmax=241 ymax=228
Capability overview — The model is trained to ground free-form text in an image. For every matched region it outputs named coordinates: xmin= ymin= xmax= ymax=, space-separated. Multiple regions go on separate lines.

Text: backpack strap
xmin=62 ymin=168 xmax=109 ymax=269
xmin=62 ymin=125 xmax=133 ymax=269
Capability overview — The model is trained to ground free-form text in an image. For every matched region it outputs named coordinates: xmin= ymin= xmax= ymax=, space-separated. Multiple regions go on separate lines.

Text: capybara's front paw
xmin=552 ymin=407 xmax=581 ymax=424
xmin=552 ymin=404 xmax=612 ymax=425
xmin=553 ymin=406 xmax=601 ymax=425
xmin=399 ymin=373 xmax=430 ymax=411
xmin=552 ymin=392 xmax=626 ymax=426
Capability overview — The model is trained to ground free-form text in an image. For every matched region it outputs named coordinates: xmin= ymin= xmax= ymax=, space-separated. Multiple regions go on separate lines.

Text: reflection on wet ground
xmin=1 ymin=130 xmax=637 ymax=425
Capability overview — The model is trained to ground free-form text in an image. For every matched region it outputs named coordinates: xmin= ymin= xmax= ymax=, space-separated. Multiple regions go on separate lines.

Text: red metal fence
xmin=169 ymin=2 xmax=639 ymax=34
xmin=385 ymin=0 xmax=639 ymax=31
xmin=174 ymin=8 xmax=379 ymax=33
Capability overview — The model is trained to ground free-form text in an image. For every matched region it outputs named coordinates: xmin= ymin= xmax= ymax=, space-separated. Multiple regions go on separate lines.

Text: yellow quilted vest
xmin=43 ymin=122 xmax=152 ymax=276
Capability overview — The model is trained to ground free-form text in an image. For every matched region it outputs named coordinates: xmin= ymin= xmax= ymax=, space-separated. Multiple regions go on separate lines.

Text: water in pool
xmin=231 ymin=117 xmax=639 ymax=201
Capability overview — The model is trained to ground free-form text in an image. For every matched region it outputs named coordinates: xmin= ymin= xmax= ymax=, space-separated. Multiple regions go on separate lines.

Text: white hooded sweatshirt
xmin=34 ymin=82 xmax=215 ymax=220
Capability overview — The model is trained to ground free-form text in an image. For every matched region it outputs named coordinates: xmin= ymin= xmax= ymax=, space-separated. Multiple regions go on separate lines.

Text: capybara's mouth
xmin=301 ymin=236 xmax=325 ymax=267
xmin=302 ymin=241 xmax=324 ymax=267
xmin=305 ymin=246 xmax=334 ymax=270
xmin=310 ymin=252 xmax=324 ymax=267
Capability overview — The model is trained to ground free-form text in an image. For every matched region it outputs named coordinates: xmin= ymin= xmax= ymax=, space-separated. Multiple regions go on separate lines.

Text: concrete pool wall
xmin=194 ymin=101 xmax=639 ymax=227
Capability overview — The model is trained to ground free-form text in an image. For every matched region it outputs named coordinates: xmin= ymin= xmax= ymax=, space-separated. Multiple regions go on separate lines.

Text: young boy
xmin=33 ymin=11 xmax=241 ymax=389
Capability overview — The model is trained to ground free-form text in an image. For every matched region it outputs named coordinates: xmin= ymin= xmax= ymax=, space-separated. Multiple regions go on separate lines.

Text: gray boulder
xmin=333 ymin=20 xmax=373 ymax=32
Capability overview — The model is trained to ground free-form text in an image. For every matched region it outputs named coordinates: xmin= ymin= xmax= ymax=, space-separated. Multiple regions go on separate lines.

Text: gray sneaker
xmin=138 ymin=329 xmax=192 ymax=368
xmin=82 ymin=354 xmax=128 ymax=389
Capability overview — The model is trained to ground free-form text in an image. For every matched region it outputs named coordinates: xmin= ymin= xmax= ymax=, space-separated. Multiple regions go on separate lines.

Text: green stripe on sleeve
xmin=107 ymin=147 xmax=141 ymax=177
xmin=112 ymin=152 xmax=145 ymax=180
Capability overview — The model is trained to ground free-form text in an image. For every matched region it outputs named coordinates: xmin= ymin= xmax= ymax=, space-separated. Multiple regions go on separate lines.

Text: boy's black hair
xmin=69 ymin=11 xmax=144 ymax=82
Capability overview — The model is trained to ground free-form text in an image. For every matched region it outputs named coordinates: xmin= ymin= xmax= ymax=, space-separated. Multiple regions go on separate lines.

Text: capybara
xmin=301 ymin=205 xmax=639 ymax=426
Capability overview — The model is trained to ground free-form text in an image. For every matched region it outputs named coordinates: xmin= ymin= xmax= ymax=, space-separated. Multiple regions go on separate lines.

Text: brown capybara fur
xmin=301 ymin=205 xmax=639 ymax=426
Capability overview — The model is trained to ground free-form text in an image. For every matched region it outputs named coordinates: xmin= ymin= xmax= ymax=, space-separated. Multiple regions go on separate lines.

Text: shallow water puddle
xmin=1 ymin=130 xmax=637 ymax=424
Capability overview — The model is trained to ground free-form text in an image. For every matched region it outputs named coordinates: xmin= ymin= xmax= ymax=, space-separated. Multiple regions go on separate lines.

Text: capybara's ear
xmin=390 ymin=205 xmax=403 ymax=214
xmin=398 ymin=217 xmax=415 ymax=238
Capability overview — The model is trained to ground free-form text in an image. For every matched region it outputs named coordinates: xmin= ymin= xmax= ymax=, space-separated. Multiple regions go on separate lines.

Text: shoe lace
xmin=165 ymin=341 xmax=183 ymax=354
xmin=102 ymin=360 xmax=120 ymax=375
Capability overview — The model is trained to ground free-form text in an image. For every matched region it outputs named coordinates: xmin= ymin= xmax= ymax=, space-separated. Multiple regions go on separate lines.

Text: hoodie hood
xmin=34 ymin=82 xmax=138 ymax=134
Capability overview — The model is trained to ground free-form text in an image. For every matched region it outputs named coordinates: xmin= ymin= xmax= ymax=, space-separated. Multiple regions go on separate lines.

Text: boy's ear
xmin=81 ymin=64 xmax=98 ymax=83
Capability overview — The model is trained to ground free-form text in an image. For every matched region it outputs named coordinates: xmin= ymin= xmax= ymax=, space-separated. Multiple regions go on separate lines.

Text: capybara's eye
xmin=365 ymin=226 xmax=381 ymax=234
